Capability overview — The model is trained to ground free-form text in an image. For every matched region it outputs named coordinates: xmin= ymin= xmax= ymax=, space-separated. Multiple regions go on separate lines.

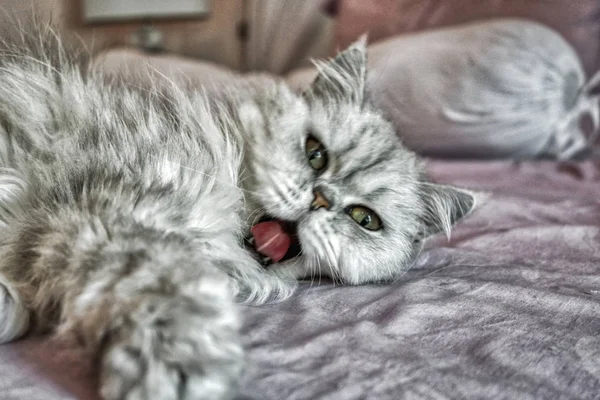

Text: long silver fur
xmin=0 ymin=26 xmax=476 ymax=400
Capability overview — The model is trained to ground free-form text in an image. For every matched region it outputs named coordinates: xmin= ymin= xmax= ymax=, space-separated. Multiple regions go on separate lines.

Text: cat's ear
xmin=305 ymin=35 xmax=367 ymax=105
xmin=419 ymin=183 xmax=478 ymax=239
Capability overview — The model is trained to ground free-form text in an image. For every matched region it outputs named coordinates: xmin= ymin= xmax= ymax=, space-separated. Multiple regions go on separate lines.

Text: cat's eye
xmin=345 ymin=206 xmax=382 ymax=231
xmin=305 ymin=136 xmax=328 ymax=171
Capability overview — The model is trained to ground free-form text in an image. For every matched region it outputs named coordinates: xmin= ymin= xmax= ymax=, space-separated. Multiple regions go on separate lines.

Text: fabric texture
xmin=1 ymin=159 xmax=599 ymax=399
xmin=331 ymin=0 xmax=600 ymax=78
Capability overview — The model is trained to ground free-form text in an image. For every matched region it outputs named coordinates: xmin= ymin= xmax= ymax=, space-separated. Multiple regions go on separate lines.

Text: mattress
xmin=1 ymin=160 xmax=599 ymax=400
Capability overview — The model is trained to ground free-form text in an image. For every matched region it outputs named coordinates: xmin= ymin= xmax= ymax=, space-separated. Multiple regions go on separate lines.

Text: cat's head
xmin=239 ymin=38 xmax=476 ymax=284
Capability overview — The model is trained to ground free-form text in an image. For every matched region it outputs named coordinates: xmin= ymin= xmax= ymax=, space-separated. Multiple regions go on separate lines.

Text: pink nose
xmin=310 ymin=191 xmax=330 ymax=210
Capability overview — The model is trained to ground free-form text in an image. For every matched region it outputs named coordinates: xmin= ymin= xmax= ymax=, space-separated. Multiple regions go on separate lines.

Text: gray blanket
xmin=1 ymin=160 xmax=599 ymax=399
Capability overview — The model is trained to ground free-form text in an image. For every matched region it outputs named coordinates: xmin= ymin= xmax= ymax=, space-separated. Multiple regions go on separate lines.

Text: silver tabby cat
xmin=0 ymin=28 xmax=475 ymax=400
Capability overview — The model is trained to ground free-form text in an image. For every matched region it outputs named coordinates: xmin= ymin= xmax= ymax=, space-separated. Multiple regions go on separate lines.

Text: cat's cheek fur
xmin=294 ymin=216 xmax=340 ymax=278
xmin=262 ymin=176 xmax=313 ymax=221
xmin=336 ymin=234 xmax=422 ymax=285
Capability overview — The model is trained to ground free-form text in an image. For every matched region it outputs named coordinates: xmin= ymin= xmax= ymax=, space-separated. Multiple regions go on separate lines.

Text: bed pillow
xmin=328 ymin=0 xmax=600 ymax=78
xmin=288 ymin=19 xmax=600 ymax=159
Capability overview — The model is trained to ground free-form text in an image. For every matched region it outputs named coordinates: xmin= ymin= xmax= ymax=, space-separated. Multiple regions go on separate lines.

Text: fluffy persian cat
xmin=0 ymin=27 xmax=475 ymax=399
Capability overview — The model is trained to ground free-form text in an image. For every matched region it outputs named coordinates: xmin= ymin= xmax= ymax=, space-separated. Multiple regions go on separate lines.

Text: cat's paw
xmin=100 ymin=291 xmax=243 ymax=400
xmin=0 ymin=167 xmax=28 ymax=228
xmin=0 ymin=274 xmax=29 ymax=343
xmin=0 ymin=275 xmax=29 ymax=343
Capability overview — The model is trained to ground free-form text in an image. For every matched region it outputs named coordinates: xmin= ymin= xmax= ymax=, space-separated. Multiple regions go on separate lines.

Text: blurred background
xmin=4 ymin=0 xmax=600 ymax=76
xmin=3 ymin=0 xmax=600 ymax=160
xmin=2 ymin=0 xmax=334 ymax=74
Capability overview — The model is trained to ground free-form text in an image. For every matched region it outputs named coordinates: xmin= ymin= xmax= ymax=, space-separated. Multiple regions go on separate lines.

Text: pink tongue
xmin=250 ymin=220 xmax=292 ymax=262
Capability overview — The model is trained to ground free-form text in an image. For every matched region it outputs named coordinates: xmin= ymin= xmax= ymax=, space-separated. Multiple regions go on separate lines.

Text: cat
xmin=0 ymin=26 xmax=476 ymax=400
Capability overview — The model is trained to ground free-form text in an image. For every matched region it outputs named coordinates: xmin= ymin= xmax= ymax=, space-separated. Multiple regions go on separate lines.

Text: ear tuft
xmin=351 ymin=34 xmax=368 ymax=52
xmin=419 ymin=184 xmax=478 ymax=239
xmin=305 ymin=36 xmax=368 ymax=105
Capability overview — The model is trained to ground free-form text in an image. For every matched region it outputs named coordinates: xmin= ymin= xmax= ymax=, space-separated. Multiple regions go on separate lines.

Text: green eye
xmin=305 ymin=136 xmax=328 ymax=171
xmin=346 ymin=206 xmax=382 ymax=231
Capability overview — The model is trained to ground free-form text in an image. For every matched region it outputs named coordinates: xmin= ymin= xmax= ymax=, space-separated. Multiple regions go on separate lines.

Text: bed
xmin=1 ymin=159 xmax=598 ymax=400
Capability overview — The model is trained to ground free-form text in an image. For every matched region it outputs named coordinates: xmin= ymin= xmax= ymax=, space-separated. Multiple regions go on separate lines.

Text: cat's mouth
xmin=244 ymin=216 xmax=302 ymax=266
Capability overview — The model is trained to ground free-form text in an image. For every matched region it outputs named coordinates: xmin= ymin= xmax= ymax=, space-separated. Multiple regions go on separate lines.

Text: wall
xmin=1 ymin=0 xmax=333 ymax=73
xmin=2 ymin=0 xmax=244 ymax=69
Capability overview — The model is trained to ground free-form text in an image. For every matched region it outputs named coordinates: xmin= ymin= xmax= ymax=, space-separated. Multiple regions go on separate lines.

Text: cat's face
xmin=240 ymin=39 xmax=475 ymax=284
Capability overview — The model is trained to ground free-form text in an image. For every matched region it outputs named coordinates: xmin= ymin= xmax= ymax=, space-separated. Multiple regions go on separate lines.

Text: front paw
xmin=0 ymin=275 xmax=30 ymax=343
xmin=99 ymin=294 xmax=243 ymax=400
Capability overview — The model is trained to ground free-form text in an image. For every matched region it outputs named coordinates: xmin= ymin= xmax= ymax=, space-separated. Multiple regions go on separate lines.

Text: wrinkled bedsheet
xmin=1 ymin=160 xmax=599 ymax=400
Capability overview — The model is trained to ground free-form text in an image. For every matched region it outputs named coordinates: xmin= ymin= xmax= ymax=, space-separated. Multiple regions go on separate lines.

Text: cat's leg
xmin=92 ymin=265 xmax=243 ymax=400
xmin=59 ymin=234 xmax=245 ymax=400
xmin=0 ymin=254 xmax=243 ymax=400
xmin=0 ymin=273 xmax=30 ymax=343
xmin=0 ymin=166 xmax=30 ymax=343
xmin=0 ymin=209 xmax=245 ymax=399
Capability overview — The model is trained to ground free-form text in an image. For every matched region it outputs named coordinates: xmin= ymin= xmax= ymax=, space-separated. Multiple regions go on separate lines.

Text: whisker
xmin=247 ymin=208 xmax=264 ymax=226
xmin=319 ymin=231 xmax=342 ymax=286
xmin=315 ymin=254 xmax=323 ymax=287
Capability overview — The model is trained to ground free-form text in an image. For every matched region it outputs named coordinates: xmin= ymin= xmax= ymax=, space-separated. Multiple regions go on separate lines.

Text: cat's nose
xmin=310 ymin=191 xmax=331 ymax=211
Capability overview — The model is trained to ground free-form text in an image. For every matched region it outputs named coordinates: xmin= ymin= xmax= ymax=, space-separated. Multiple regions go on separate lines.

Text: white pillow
xmin=288 ymin=19 xmax=600 ymax=159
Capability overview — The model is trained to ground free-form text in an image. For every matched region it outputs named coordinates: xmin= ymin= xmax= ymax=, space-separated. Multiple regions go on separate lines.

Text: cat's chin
xmin=244 ymin=215 xmax=302 ymax=267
